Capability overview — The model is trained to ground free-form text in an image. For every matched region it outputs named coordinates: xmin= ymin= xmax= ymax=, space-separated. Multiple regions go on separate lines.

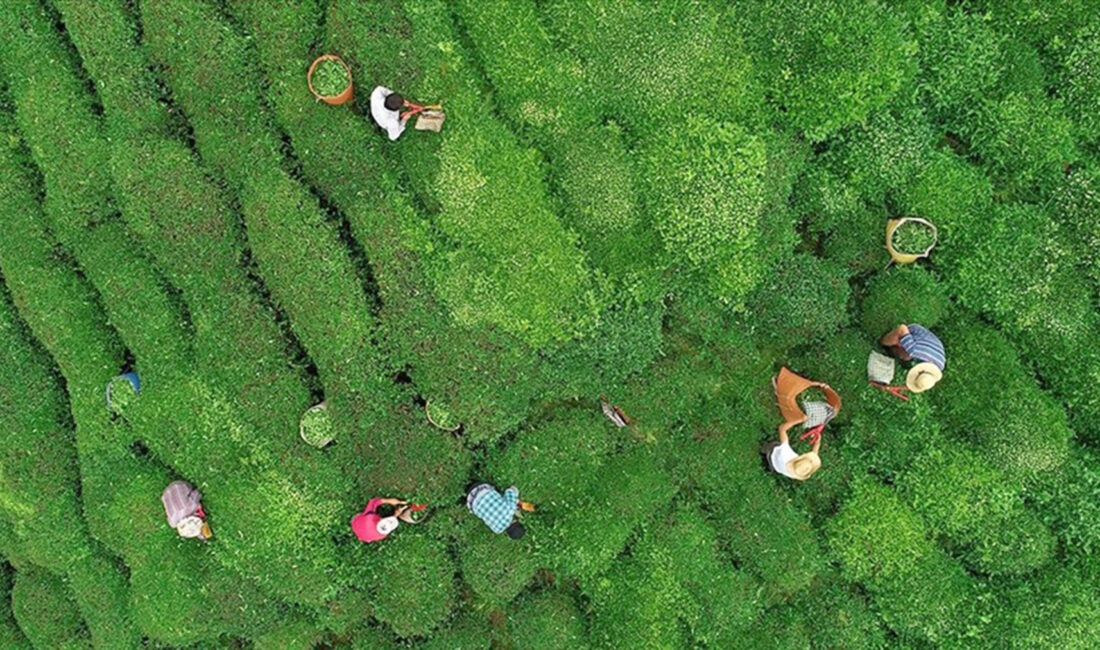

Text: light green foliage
xmin=0 ymin=0 xmax=1097 ymax=645
xmin=898 ymin=442 xmax=1055 ymax=575
xmin=642 ymin=117 xmax=770 ymax=302
xmin=740 ymin=0 xmax=917 ymax=140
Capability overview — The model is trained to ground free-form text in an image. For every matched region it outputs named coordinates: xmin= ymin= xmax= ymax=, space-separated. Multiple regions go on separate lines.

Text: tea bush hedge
xmin=2 ymin=0 xmax=1099 ymax=646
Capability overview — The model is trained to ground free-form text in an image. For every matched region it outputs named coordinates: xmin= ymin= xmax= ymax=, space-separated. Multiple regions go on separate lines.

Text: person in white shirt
xmin=766 ymin=420 xmax=822 ymax=481
xmin=370 ymin=86 xmax=408 ymax=140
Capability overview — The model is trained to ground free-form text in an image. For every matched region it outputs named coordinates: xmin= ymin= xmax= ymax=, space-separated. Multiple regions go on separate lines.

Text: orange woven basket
xmin=307 ymin=54 xmax=354 ymax=106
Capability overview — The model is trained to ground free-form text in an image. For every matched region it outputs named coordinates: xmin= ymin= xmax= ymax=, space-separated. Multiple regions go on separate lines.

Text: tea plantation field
xmin=2 ymin=0 xmax=1100 ymax=647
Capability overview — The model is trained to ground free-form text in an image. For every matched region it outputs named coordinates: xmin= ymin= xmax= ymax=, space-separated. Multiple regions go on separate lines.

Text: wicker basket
xmin=886 ymin=217 xmax=938 ymax=264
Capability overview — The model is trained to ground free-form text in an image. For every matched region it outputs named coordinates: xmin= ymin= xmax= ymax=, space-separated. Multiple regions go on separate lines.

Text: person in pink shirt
xmin=351 ymin=497 xmax=420 ymax=543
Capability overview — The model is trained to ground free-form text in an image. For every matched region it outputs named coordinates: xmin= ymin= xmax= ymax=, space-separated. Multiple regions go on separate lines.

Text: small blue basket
xmin=106 ymin=371 xmax=141 ymax=412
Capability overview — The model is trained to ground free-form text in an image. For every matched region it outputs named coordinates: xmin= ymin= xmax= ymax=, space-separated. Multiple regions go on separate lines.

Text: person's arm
xmin=777 ymin=421 xmax=795 ymax=444
xmin=879 ymin=324 xmax=909 ymax=347
xmin=377 ymin=497 xmax=406 ymax=506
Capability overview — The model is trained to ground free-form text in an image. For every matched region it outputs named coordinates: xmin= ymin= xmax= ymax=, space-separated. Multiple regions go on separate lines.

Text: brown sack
xmin=775 ymin=366 xmax=842 ymax=427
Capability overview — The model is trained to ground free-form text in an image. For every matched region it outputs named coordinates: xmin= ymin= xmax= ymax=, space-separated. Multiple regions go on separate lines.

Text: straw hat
xmin=786 ymin=452 xmax=822 ymax=481
xmin=906 ymin=362 xmax=943 ymax=393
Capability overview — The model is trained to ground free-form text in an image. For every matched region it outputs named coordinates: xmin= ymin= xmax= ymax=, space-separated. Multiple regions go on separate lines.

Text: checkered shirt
xmin=801 ymin=401 xmax=836 ymax=429
xmin=467 ymin=484 xmax=519 ymax=534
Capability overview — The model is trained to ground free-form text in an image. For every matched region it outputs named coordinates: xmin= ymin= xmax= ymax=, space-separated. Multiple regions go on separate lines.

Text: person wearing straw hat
xmin=351 ymin=497 xmax=421 ymax=543
xmin=161 ymin=480 xmax=213 ymax=541
xmin=880 ymin=323 xmax=945 ymax=393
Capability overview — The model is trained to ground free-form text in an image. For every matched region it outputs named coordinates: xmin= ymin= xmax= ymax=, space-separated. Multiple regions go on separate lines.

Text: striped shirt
xmin=900 ymin=324 xmax=946 ymax=371
xmin=467 ymin=484 xmax=519 ymax=534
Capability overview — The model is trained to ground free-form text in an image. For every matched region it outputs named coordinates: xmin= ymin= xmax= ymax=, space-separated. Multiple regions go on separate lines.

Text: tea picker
xmin=764 ymin=367 xmax=841 ymax=481
xmin=370 ymin=86 xmax=445 ymax=140
xmin=875 ymin=323 xmax=945 ymax=398
xmin=351 ymin=497 xmax=428 ymax=543
xmin=162 ymin=480 xmax=213 ymax=541
xmin=466 ymin=482 xmax=534 ymax=539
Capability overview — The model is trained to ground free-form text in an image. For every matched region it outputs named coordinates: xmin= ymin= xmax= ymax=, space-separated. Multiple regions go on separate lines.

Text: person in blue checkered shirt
xmin=466 ymin=482 xmax=533 ymax=539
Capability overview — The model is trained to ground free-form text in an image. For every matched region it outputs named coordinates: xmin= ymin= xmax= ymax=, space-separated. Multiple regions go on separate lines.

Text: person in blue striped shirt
xmin=880 ymin=323 xmax=945 ymax=392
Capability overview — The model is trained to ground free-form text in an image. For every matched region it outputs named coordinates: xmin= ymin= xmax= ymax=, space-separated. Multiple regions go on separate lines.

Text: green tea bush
xmin=1032 ymin=446 xmax=1100 ymax=557
xmin=0 ymin=564 xmax=29 ymax=648
xmin=898 ymin=442 xmax=1055 ymax=575
xmin=653 ymin=503 xmax=763 ymax=646
xmin=859 ymin=266 xmax=950 ymax=338
xmin=1058 ymin=29 xmax=1100 ymax=145
xmin=739 ymin=0 xmax=917 ymax=141
xmin=747 ymin=253 xmax=851 ymax=350
xmin=543 ymin=443 xmax=675 ymax=582
xmin=793 ymin=167 xmax=886 ymax=274
xmin=367 ymin=530 xmax=456 ymax=639
xmin=969 ymin=92 xmax=1077 ymax=197
xmin=587 ymin=552 xmax=686 ymax=649
xmin=10 ymin=565 xmax=91 ymax=649
xmin=539 ymin=0 xmax=757 ymax=134
xmin=911 ymin=5 xmax=1006 ymax=126
xmin=504 ymin=589 xmax=588 ymax=650
xmin=140 ymin=0 xmax=387 ymax=430
xmin=450 ymin=505 xmax=539 ymax=609
xmin=828 ymin=479 xmax=987 ymax=644
xmin=641 ymin=117 xmax=769 ymax=303
xmin=826 ymin=100 xmax=936 ymax=203
xmin=999 ymin=562 xmax=1100 ymax=649
xmin=932 ymin=317 xmax=1071 ymax=479
xmin=413 ymin=611 xmax=491 ymax=650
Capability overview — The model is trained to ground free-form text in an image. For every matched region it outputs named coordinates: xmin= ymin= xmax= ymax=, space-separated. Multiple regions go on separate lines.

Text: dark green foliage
xmin=504 ymin=589 xmax=587 ymax=650
xmin=10 ymin=565 xmax=91 ymax=649
xmin=0 ymin=564 xmax=29 ymax=648
xmin=739 ymin=0 xmax=917 ymax=141
xmin=859 ymin=267 xmax=949 ymax=338
xmin=747 ymin=253 xmax=851 ymax=349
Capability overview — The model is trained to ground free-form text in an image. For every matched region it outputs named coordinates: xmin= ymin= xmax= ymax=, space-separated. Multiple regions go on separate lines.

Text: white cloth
xmin=370 ymin=86 xmax=406 ymax=140
xmin=176 ymin=515 xmax=205 ymax=539
xmin=770 ymin=441 xmax=800 ymax=479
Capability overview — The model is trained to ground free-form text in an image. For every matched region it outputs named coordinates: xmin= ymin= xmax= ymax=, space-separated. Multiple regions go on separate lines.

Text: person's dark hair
xmin=384 ymin=92 xmax=405 ymax=111
xmin=506 ymin=521 xmax=526 ymax=540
